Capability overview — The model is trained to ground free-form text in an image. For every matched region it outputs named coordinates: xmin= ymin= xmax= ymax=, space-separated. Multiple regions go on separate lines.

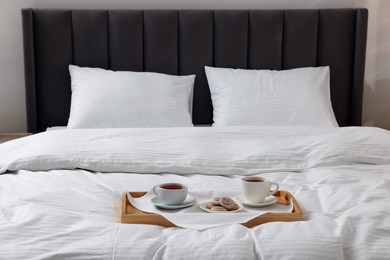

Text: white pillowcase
xmin=205 ymin=66 xmax=338 ymax=128
xmin=68 ymin=65 xmax=195 ymax=128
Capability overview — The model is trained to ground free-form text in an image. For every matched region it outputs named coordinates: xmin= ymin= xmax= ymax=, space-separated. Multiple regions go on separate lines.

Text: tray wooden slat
xmin=121 ymin=190 xmax=303 ymax=228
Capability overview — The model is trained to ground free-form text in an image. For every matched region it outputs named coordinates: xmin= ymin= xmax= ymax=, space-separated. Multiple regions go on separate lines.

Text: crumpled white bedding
xmin=1 ymin=126 xmax=390 ymax=175
xmin=0 ymin=126 xmax=390 ymax=259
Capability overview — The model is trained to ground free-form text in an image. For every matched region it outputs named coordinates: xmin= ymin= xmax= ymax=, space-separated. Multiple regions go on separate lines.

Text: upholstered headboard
xmin=22 ymin=9 xmax=368 ymax=133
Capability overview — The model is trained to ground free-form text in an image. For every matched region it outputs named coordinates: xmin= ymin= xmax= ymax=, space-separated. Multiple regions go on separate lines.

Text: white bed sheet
xmin=0 ymin=126 xmax=389 ymax=259
xmin=1 ymin=167 xmax=389 ymax=259
xmin=2 ymin=126 xmax=390 ymax=175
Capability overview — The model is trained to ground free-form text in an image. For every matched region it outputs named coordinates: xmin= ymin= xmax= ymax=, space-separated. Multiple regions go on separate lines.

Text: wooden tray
xmin=121 ymin=190 xmax=303 ymax=228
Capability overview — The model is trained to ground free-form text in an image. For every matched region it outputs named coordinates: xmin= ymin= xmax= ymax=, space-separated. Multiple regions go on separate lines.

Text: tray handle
xmin=276 ymin=190 xmax=290 ymax=206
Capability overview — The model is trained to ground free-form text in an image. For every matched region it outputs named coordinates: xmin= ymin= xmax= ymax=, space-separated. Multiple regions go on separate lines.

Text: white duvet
xmin=0 ymin=126 xmax=390 ymax=259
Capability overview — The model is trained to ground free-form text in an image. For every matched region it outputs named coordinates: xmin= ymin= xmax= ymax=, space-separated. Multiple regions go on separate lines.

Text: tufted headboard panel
xmin=22 ymin=9 xmax=368 ymax=133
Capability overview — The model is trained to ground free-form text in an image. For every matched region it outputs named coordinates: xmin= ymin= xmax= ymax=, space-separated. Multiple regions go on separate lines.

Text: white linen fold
xmin=1 ymin=126 xmax=390 ymax=175
xmin=1 ymin=167 xmax=387 ymax=259
xmin=127 ymin=190 xmax=293 ymax=230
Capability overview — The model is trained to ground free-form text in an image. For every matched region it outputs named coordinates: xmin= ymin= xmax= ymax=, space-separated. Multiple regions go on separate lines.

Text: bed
xmin=1 ymin=8 xmax=390 ymax=260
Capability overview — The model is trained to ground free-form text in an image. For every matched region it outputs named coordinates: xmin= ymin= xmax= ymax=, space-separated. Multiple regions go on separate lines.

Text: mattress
xmin=1 ymin=126 xmax=390 ymax=259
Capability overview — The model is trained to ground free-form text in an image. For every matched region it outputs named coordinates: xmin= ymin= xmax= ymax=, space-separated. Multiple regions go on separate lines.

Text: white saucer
xmin=151 ymin=195 xmax=196 ymax=209
xmin=234 ymin=195 xmax=278 ymax=207
xmin=199 ymin=201 xmax=243 ymax=213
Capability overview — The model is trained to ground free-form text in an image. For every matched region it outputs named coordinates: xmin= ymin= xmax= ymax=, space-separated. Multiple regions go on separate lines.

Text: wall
xmin=0 ymin=0 xmax=389 ymax=132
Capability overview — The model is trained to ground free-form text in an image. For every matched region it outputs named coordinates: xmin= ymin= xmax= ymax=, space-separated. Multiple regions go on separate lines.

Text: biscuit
xmin=210 ymin=206 xmax=227 ymax=212
xmin=230 ymin=204 xmax=239 ymax=211
xmin=212 ymin=197 xmax=221 ymax=206
xmin=220 ymin=196 xmax=236 ymax=210
xmin=205 ymin=202 xmax=214 ymax=209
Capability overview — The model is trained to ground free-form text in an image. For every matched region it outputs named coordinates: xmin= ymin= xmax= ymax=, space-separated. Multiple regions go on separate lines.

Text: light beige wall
xmin=362 ymin=1 xmax=390 ymax=128
xmin=0 ymin=0 xmax=389 ymax=132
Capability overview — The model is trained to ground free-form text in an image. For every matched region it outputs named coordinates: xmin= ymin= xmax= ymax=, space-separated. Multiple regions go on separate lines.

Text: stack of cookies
xmin=206 ymin=196 xmax=239 ymax=212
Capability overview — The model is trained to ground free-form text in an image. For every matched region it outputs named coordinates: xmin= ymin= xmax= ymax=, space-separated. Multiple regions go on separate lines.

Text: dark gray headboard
xmin=22 ymin=9 xmax=368 ymax=133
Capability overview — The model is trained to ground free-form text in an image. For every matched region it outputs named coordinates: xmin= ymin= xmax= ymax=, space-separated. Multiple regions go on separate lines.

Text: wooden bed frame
xmin=22 ymin=9 xmax=368 ymax=133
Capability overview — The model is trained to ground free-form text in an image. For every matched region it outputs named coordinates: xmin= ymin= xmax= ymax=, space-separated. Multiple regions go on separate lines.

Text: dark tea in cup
xmin=160 ymin=184 xmax=185 ymax=190
xmin=244 ymin=179 xmax=264 ymax=183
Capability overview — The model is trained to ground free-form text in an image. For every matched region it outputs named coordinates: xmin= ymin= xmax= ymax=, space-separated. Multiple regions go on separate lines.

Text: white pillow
xmin=205 ymin=66 xmax=338 ymax=128
xmin=68 ymin=65 xmax=195 ymax=128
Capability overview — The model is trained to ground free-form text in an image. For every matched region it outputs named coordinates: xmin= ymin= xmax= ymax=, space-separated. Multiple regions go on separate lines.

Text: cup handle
xmin=269 ymin=182 xmax=279 ymax=196
xmin=152 ymin=186 xmax=159 ymax=197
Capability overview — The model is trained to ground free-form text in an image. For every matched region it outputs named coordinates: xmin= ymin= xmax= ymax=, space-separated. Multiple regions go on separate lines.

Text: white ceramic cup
xmin=241 ymin=177 xmax=279 ymax=203
xmin=153 ymin=183 xmax=188 ymax=205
